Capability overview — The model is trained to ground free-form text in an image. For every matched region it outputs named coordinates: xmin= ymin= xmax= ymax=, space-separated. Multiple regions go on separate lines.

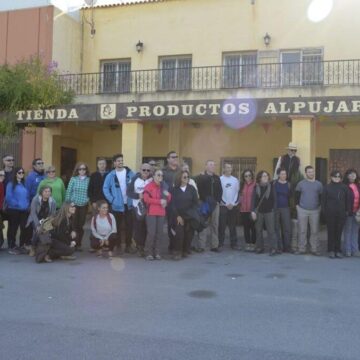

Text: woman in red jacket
xmin=143 ymin=169 xmax=171 ymax=261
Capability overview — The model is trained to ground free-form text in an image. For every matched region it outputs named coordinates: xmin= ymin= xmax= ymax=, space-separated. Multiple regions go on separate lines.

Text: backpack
xmin=93 ymin=213 xmax=113 ymax=232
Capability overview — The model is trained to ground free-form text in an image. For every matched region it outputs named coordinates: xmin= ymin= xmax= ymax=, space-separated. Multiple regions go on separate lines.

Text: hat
xmin=286 ymin=142 xmax=297 ymax=150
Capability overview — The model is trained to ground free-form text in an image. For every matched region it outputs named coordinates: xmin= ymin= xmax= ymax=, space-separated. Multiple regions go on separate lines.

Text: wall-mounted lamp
xmin=263 ymin=33 xmax=271 ymax=46
xmin=136 ymin=40 xmax=144 ymax=53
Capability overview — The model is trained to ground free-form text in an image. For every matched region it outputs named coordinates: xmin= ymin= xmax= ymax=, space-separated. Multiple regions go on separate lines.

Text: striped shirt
xmin=65 ymin=176 xmax=90 ymax=206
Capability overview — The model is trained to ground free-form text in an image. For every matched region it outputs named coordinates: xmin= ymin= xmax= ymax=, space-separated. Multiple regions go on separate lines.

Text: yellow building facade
xmin=21 ymin=0 xmax=360 ymax=181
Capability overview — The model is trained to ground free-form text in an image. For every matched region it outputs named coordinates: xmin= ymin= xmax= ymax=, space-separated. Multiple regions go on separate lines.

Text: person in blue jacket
xmin=5 ymin=167 xmax=30 ymax=254
xmin=103 ymin=154 xmax=135 ymax=254
xmin=25 ymin=158 xmax=45 ymax=200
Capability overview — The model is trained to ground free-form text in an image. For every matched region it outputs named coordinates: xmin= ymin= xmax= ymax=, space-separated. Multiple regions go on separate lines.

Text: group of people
xmin=1 ymin=144 xmax=360 ymax=263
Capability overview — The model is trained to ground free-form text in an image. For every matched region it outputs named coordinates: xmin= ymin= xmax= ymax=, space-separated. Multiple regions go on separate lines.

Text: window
xmin=223 ymin=53 xmax=257 ymax=88
xmin=101 ymin=60 xmax=131 ymax=93
xmin=281 ymin=48 xmax=323 ymax=86
xmin=220 ymin=157 xmax=257 ymax=180
xmin=159 ymin=56 xmax=192 ymax=90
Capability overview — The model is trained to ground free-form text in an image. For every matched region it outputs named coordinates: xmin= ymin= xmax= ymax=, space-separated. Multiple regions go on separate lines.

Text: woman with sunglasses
xmin=127 ymin=163 xmax=153 ymax=257
xmin=0 ymin=170 xmax=5 ymax=249
xmin=65 ymin=162 xmax=90 ymax=250
xmin=251 ymin=170 xmax=277 ymax=256
xmin=239 ymin=169 xmax=256 ymax=251
xmin=5 ymin=167 xmax=30 ymax=254
xmin=169 ymin=170 xmax=198 ymax=260
xmin=38 ymin=166 xmax=66 ymax=210
xmin=322 ymin=170 xmax=348 ymax=259
xmin=143 ymin=169 xmax=171 ymax=260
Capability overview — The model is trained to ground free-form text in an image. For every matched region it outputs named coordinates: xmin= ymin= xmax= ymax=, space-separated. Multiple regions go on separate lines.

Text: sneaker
xmin=96 ymin=249 xmax=103 ymax=257
xmin=18 ymin=246 xmax=28 ymax=255
xmin=75 ymin=246 xmax=83 ymax=252
xmin=108 ymin=251 xmax=113 ymax=259
xmin=329 ymin=251 xmax=336 ymax=259
xmin=60 ymin=255 xmax=76 ymax=260
xmin=125 ymin=246 xmax=135 ymax=254
xmin=8 ymin=248 xmax=20 ymax=255
xmin=269 ymin=249 xmax=277 ymax=256
xmin=335 ymin=252 xmax=343 ymax=259
xmin=311 ymin=251 xmax=321 ymax=256
xmin=28 ymin=247 xmax=35 ymax=257
xmin=210 ymin=247 xmax=221 ymax=253
xmin=145 ymin=255 xmax=154 ymax=261
xmin=44 ymin=255 xmax=52 ymax=263
xmin=138 ymin=248 xmax=145 ymax=258
xmin=88 ymin=248 xmax=96 ymax=253
xmin=231 ymin=244 xmax=241 ymax=251
xmin=194 ymin=248 xmax=205 ymax=253
xmin=154 ymin=254 xmax=162 ymax=260
xmin=255 ymin=248 xmax=264 ymax=254
xmin=173 ymin=254 xmax=182 ymax=261
xmin=345 ymin=252 xmax=351 ymax=257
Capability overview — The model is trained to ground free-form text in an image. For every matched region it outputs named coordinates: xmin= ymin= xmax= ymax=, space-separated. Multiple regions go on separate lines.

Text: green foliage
xmin=0 ymin=57 xmax=74 ymax=136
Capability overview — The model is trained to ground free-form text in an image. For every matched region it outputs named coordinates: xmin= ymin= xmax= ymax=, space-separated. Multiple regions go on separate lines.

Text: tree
xmin=0 ymin=57 xmax=74 ymax=135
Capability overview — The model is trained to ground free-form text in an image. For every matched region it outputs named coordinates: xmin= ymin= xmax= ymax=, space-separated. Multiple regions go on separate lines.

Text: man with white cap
xmin=275 ymin=142 xmax=300 ymax=182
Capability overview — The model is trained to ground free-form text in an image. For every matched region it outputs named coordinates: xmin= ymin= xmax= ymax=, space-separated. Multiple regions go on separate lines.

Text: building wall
xmin=52 ymin=7 xmax=81 ymax=73
xmin=81 ymin=0 xmax=360 ymax=73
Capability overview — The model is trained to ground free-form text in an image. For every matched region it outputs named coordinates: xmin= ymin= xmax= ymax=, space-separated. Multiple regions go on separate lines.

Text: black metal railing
xmin=59 ymin=59 xmax=360 ymax=96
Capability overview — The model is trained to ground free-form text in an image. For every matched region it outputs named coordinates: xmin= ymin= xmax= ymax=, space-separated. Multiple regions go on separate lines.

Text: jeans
xmin=240 ymin=212 xmax=256 ymax=244
xmin=112 ymin=206 xmax=133 ymax=248
xmin=90 ymin=233 xmax=117 ymax=251
xmin=145 ymin=215 xmax=164 ymax=256
xmin=255 ymin=211 xmax=277 ymax=252
xmin=326 ymin=212 xmax=345 ymax=253
xmin=73 ymin=205 xmax=88 ymax=247
xmin=296 ymin=206 xmax=320 ymax=252
xmin=275 ymin=207 xmax=292 ymax=251
xmin=7 ymin=209 xmax=30 ymax=249
xmin=132 ymin=209 xmax=147 ymax=249
xmin=343 ymin=215 xmax=359 ymax=254
xmin=198 ymin=203 xmax=220 ymax=249
xmin=218 ymin=206 xmax=237 ymax=247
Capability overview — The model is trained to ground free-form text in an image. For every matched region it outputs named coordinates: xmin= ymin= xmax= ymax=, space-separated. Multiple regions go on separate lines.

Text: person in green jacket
xmin=38 ymin=166 xmax=66 ymax=209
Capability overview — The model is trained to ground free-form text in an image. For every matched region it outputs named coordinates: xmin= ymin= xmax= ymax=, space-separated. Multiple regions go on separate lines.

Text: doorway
xmin=61 ymin=147 xmax=77 ymax=186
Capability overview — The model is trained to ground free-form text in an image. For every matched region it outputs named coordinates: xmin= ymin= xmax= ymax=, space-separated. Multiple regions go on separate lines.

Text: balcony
xmin=59 ymin=59 xmax=360 ymax=96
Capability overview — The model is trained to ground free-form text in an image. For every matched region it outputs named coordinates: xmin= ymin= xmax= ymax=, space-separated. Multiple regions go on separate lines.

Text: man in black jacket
xmin=195 ymin=160 xmax=223 ymax=252
xmin=88 ymin=158 xmax=108 ymax=212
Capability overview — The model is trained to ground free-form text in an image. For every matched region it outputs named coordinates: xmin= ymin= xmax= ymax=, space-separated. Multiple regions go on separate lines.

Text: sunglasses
xmin=244 ymin=174 xmax=252 ymax=178
xmin=332 ymin=175 xmax=341 ymax=178
xmin=182 ymin=176 xmax=189 ymax=179
xmin=5 ymin=159 xmax=14 ymax=162
xmin=142 ymin=169 xmax=151 ymax=172
xmin=170 ymin=156 xmax=178 ymax=159
xmin=17 ymin=171 xmax=25 ymax=174
xmin=290 ymin=149 xmax=297 ymax=152
xmin=36 ymin=162 xmax=44 ymax=165
xmin=78 ymin=168 xmax=87 ymax=171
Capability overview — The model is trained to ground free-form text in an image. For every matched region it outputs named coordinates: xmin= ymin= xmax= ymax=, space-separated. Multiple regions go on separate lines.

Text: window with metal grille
xmin=220 ymin=157 xmax=257 ymax=180
xmin=280 ymin=48 xmax=323 ymax=86
xmin=101 ymin=60 xmax=131 ymax=93
xmin=159 ymin=56 xmax=192 ymax=90
xmin=223 ymin=53 xmax=257 ymax=88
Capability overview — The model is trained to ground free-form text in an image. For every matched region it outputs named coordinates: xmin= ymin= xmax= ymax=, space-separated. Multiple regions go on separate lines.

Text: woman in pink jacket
xmin=239 ymin=169 xmax=256 ymax=251
xmin=143 ymin=169 xmax=171 ymax=261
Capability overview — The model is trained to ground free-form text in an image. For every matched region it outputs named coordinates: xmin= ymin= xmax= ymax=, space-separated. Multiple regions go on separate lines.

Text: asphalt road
xmin=1 ymin=245 xmax=360 ymax=360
